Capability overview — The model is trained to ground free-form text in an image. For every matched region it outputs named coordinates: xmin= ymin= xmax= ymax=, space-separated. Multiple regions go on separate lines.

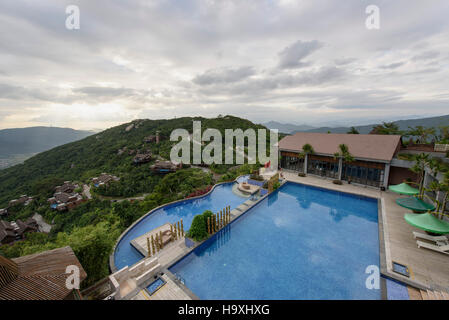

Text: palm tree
xmin=406 ymin=126 xmax=436 ymax=144
xmin=439 ymin=172 xmax=449 ymax=216
xmin=370 ymin=122 xmax=402 ymax=135
xmin=334 ymin=144 xmax=355 ymax=162
xmin=347 ymin=127 xmax=359 ymax=134
xmin=300 ymin=143 xmax=314 ymax=157
xmin=410 ymin=153 xmax=432 ymax=198
xmin=299 ymin=143 xmax=314 ymax=173
xmin=333 ymin=144 xmax=354 ymax=180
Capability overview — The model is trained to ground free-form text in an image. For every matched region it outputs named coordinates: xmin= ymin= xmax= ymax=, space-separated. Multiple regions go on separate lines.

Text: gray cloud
xmin=277 ymin=40 xmax=323 ymax=69
xmin=0 ymin=0 xmax=448 ymax=129
xmin=193 ymin=66 xmax=256 ymax=85
xmin=412 ymin=51 xmax=440 ymax=61
xmin=379 ymin=62 xmax=406 ymax=69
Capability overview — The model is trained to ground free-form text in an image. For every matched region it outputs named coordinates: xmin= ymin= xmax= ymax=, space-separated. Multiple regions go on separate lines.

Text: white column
xmin=383 ymin=163 xmax=391 ymax=189
xmin=338 ymin=158 xmax=343 ymax=180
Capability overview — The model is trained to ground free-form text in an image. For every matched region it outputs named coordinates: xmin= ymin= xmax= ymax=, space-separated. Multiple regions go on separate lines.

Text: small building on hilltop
xmin=48 ymin=181 xmax=84 ymax=211
xmin=0 ymin=221 xmax=16 ymax=245
xmin=0 ymin=218 xmax=39 ymax=245
xmin=133 ymin=152 xmax=152 ymax=165
xmin=8 ymin=195 xmax=33 ymax=207
xmin=92 ymin=173 xmax=120 ymax=187
xmin=0 ymin=246 xmax=87 ymax=300
xmin=150 ymin=160 xmax=181 ymax=173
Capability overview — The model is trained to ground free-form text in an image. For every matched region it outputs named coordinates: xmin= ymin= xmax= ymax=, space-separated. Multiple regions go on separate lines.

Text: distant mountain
xmin=0 ymin=116 xmax=267 ymax=206
xmin=0 ymin=127 xmax=94 ymax=168
xmin=263 ymin=121 xmax=316 ymax=134
xmin=294 ymin=114 xmax=449 ymax=134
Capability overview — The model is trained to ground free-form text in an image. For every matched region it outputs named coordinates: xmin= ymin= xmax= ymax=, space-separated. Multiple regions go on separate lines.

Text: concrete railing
xmin=109 ymin=257 xmax=161 ymax=300
xmin=435 ymin=144 xmax=449 ymax=152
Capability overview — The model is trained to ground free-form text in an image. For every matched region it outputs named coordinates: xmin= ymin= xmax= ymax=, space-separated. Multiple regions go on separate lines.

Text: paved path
xmin=83 ymin=184 xmax=92 ymax=199
xmin=32 ymin=213 xmax=52 ymax=233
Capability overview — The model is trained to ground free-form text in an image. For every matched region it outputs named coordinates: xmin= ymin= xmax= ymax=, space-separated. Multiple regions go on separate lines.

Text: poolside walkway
xmin=283 ymin=172 xmax=449 ymax=292
xmin=131 ymin=274 xmax=192 ymax=300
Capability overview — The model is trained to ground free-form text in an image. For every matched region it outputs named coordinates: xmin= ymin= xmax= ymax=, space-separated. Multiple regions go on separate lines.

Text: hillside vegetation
xmin=0 ymin=115 xmax=265 ymax=287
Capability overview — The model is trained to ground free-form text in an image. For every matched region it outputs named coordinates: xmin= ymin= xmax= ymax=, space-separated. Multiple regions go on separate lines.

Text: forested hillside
xmin=0 ymin=115 xmax=265 ymax=287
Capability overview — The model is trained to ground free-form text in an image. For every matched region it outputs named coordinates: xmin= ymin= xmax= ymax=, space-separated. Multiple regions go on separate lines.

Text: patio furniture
xmin=389 ymin=182 xmax=419 ymax=196
xmin=416 ymin=241 xmax=449 ymax=255
xmin=413 ymin=231 xmax=448 ymax=245
xmin=404 ymin=213 xmax=449 ymax=234
xmin=396 ymin=197 xmax=436 ymax=213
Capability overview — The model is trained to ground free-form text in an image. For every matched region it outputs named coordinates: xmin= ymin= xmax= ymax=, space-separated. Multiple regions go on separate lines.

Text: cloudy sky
xmin=0 ymin=0 xmax=448 ymax=130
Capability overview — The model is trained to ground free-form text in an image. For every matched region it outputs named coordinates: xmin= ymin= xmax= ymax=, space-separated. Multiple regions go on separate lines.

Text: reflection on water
xmin=196 ymin=224 xmax=232 ymax=257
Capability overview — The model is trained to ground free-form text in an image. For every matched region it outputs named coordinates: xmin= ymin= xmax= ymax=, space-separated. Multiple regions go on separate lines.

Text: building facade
xmin=279 ymin=133 xmax=404 ymax=188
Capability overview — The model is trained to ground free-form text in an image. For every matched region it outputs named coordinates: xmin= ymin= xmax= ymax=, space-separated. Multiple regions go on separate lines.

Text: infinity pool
xmin=113 ymin=181 xmax=249 ymax=270
xmin=169 ymin=182 xmax=380 ymax=299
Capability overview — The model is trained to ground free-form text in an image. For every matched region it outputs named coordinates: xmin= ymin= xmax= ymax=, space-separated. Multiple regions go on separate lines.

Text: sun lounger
xmin=413 ymin=232 xmax=448 ymax=245
xmin=416 ymin=240 xmax=449 ymax=255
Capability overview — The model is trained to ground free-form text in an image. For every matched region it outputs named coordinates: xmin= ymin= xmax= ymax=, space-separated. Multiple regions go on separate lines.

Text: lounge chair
xmin=416 ymin=240 xmax=449 ymax=255
xmin=413 ymin=232 xmax=448 ymax=245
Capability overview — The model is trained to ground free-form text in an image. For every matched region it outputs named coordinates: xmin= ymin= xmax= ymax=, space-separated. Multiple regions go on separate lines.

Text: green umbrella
xmin=396 ymin=196 xmax=436 ymax=212
xmin=389 ymin=182 xmax=419 ymax=195
xmin=404 ymin=212 xmax=449 ymax=234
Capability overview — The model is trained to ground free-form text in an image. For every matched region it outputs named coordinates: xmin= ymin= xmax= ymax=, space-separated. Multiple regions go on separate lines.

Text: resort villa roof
xmin=279 ymin=132 xmax=402 ymax=162
xmin=0 ymin=246 xmax=87 ymax=300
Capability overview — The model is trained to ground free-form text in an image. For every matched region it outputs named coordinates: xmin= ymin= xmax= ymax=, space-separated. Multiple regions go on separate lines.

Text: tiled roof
xmin=279 ymin=133 xmax=402 ymax=162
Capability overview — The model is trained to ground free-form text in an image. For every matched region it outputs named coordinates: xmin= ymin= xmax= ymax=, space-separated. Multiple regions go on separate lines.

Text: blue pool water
xmin=145 ymin=278 xmax=166 ymax=295
xmin=385 ymin=278 xmax=409 ymax=300
xmin=113 ymin=182 xmax=248 ymax=270
xmin=170 ymin=182 xmax=380 ymax=299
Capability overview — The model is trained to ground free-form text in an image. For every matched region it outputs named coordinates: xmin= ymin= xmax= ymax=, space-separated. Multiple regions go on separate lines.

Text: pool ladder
xmin=174 ymin=272 xmax=186 ymax=285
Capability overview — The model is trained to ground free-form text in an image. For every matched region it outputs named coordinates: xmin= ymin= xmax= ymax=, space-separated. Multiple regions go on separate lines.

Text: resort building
xmin=48 ymin=181 xmax=84 ymax=211
xmin=279 ymin=133 xmax=409 ymax=188
xmin=150 ymin=160 xmax=181 ymax=173
xmin=8 ymin=195 xmax=33 ymax=207
xmin=133 ymin=152 xmax=152 ymax=165
xmin=0 ymin=218 xmax=39 ymax=245
xmin=92 ymin=173 xmax=120 ymax=187
xmin=0 ymin=246 xmax=87 ymax=300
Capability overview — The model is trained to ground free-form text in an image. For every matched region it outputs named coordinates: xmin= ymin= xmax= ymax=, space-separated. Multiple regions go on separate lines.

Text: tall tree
xmin=410 ymin=153 xmax=432 ymax=198
xmin=334 ymin=144 xmax=354 ymax=180
xmin=334 ymin=144 xmax=355 ymax=163
xmin=406 ymin=126 xmax=436 ymax=144
xmin=370 ymin=122 xmax=402 ymax=135
xmin=347 ymin=127 xmax=359 ymax=134
xmin=299 ymin=143 xmax=314 ymax=174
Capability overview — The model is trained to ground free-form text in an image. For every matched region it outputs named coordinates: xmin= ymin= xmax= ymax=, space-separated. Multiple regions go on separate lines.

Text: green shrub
xmin=298 ymin=172 xmax=306 ymax=177
xmin=249 ymin=173 xmax=264 ymax=181
xmin=187 ymin=209 xmax=215 ymax=241
xmin=273 ymin=181 xmax=281 ymax=190
xmin=333 ymin=180 xmax=343 ymax=185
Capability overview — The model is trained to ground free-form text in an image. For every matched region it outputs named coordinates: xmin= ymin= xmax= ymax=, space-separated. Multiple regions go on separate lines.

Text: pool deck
xmin=131 ymin=274 xmax=193 ymax=300
xmin=283 ymin=172 xmax=449 ymax=293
